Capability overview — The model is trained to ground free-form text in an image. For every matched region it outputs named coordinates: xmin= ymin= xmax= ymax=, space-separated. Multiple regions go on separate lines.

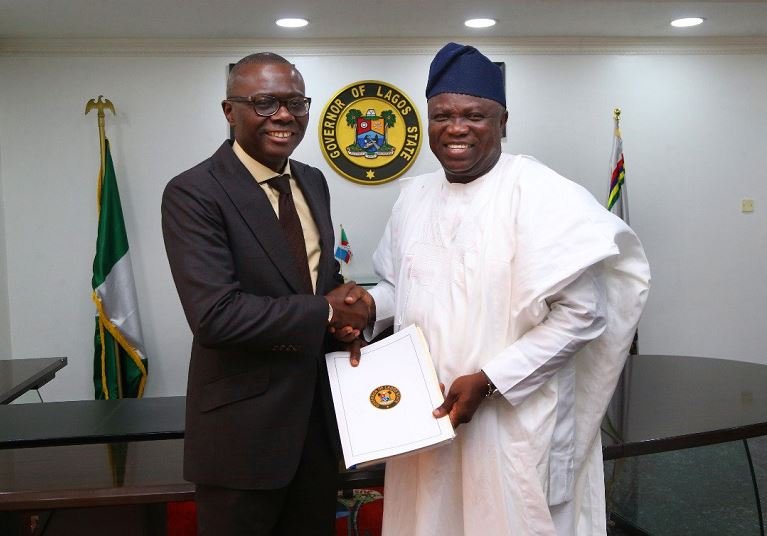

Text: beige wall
xmin=1 ymin=41 xmax=765 ymax=400
xmin=0 ymin=130 xmax=9 ymax=359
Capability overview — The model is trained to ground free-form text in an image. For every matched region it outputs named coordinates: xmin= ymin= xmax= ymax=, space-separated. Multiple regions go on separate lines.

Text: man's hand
xmin=432 ymin=372 xmax=489 ymax=428
xmin=325 ymin=282 xmax=376 ymax=367
xmin=344 ymin=337 xmax=367 ymax=367
xmin=340 ymin=282 xmax=376 ymax=327
xmin=325 ymin=282 xmax=371 ymax=333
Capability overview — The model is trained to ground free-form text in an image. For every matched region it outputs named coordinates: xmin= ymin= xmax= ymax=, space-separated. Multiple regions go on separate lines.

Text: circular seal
xmin=369 ymin=385 xmax=402 ymax=410
xmin=318 ymin=80 xmax=423 ymax=185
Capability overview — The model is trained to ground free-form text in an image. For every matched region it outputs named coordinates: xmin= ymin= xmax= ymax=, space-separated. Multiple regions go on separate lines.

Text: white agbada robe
xmin=368 ymin=153 xmax=650 ymax=536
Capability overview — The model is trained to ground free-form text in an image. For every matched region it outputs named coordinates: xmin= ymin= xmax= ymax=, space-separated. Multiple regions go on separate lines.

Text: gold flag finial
xmin=613 ymin=108 xmax=622 ymax=137
xmin=85 ymin=96 xmax=116 ymax=207
xmin=85 ymin=95 xmax=115 ymax=122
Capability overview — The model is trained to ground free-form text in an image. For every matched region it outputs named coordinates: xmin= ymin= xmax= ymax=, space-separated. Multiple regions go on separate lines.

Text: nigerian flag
xmin=92 ymin=139 xmax=148 ymax=399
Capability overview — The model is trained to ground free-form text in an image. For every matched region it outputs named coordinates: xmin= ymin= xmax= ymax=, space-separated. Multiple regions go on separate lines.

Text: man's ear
xmin=500 ymin=109 xmax=509 ymax=131
xmin=222 ymin=101 xmax=235 ymax=126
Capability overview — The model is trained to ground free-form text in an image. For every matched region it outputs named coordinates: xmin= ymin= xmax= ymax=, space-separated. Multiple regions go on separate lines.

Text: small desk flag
xmin=334 ymin=225 xmax=353 ymax=264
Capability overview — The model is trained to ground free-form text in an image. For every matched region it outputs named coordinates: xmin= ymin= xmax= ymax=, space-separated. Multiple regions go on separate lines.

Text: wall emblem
xmin=319 ymin=81 xmax=422 ymax=185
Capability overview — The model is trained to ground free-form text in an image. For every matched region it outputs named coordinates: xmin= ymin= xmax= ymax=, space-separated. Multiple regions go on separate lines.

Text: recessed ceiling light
xmin=465 ymin=18 xmax=496 ymax=29
xmin=670 ymin=17 xmax=705 ymax=28
xmin=276 ymin=18 xmax=309 ymax=28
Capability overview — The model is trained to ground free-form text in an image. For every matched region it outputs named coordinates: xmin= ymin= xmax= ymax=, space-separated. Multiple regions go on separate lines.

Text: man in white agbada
xmin=358 ymin=43 xmax=651 ymax=535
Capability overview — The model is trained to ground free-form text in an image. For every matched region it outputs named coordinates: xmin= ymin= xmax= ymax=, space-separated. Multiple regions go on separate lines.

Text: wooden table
xmin=3 ymin=355 xmax=767 ymax=534
xmin=0 ymin=395 xmax=379 ymax=534
xmin=0 ymin=357 xmax=67 ymax=404
xmin=0 ymin=397 xmax=186 ymax=535
xmin=0 ymin=439 xmax=191 ymax=510
xmin=0 ymin=439 xmax=187 ymax=535
xmin=602 ymin=354 xmax=767 ymax=459
xmin=0 ymin=396 xmax=184 ymax=449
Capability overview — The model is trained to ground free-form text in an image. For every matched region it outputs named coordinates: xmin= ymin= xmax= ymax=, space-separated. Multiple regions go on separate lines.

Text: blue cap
xmin=425 ymin=42 xmax=505 ymax=107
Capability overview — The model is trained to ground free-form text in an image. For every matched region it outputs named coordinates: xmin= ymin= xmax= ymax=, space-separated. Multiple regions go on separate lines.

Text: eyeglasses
xmin=225 ymin=95 xmax=312 ymax=117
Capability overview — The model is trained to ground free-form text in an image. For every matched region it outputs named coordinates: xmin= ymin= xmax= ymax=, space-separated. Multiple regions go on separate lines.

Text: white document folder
xmin=325 ymin=324 xmax=455 ymax=469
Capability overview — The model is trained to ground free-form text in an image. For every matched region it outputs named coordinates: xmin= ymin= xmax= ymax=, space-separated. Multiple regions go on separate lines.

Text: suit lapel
xmin=208 ymin=142 xmax=307 ymax=294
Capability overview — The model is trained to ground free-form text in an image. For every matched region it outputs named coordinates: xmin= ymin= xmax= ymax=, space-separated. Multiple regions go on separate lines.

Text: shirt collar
xmin=232 ymin=141 xmax=290 ymax=184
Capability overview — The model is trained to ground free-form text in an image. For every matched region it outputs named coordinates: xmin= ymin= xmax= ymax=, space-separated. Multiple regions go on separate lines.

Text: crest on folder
xmin=370 ymin=385 xmax=401 ymax=409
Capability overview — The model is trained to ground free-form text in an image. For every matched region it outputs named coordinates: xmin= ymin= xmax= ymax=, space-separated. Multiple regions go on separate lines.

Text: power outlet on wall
xmin=741 ymin=198 xmax=754 ymax=213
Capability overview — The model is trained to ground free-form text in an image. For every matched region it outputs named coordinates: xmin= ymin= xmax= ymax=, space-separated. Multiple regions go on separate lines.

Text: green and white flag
xmin=92 ymin=139 xmax=148 ymax=399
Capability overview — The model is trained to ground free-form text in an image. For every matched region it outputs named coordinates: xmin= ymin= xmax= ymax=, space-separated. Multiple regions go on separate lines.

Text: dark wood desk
xmin=0 ymin=358 xmax=67 ymax=404
xmin=603 ymin=354 xmax=767 ymax=459
xmin=0 ymin=398 xmax=186 ymax=535
xmin=0 ymin=396 xmax=185 ymax=449
xmin=602 ymin=355 xmax=767 ymax=535
xmin=0 ymin=439 xmax=190 ymax=511
xmin=0 ymin=440 xmax=186 ymax=535
xmin=2 ymin=355 xmax=767 ymax=533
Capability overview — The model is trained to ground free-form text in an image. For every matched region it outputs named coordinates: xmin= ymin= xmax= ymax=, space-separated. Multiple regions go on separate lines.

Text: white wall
xmin=0 ymin=43 xmax=765 ymax=401
xmin=0 ymin=89 xmax=9 ymax=357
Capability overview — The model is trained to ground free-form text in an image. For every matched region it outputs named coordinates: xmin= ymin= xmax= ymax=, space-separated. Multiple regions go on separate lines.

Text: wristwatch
xmin=481 ymin=370 xmax=499 ymax=399
xmin=327 ymin=302 xmax=334 ymax=324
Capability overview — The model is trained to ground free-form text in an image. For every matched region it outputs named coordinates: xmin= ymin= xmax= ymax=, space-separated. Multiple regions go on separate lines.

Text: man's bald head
xmin=227 ymin=52 xmax=297 ymax=96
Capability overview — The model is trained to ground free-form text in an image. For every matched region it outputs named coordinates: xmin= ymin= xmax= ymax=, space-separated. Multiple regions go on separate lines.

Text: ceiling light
xmin=670 ymin=17 xmax=704 ymax=28
xmin=275 ymin=18 xmax=309 ymax=28
xmin=465 ymin=18 xmax=496 ymax=29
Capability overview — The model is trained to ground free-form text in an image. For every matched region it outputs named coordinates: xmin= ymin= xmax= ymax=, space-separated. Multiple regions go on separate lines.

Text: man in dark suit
xmin=161 ymin=52 xmax=371 ymax=535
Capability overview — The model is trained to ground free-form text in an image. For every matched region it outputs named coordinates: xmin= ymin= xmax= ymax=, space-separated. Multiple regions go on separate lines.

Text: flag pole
xmin=616 ymin=107 xmax=636 ymax=356
xmin=85 ymin=95 xmax=116 ymax=209
xmin=85 ymin=95 xmax=124 ymax=399
xmin=338 ymin=225 xmax=345 ymax=281
xmin=605 ymin=107 xmax=633 ymax=442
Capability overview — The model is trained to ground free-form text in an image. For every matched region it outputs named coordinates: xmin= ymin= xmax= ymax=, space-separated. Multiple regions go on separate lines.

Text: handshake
xmin=324 ymin=282 xmax=376 ymax=365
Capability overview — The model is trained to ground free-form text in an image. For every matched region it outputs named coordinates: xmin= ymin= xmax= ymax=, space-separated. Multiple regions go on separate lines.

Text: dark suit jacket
xmin=161 ymin=141 xmax=343 ymax=489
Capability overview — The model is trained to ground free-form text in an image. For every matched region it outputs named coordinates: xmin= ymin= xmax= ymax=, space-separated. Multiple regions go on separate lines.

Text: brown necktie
xmin=268 ymin=174 xmax=313 ymax=294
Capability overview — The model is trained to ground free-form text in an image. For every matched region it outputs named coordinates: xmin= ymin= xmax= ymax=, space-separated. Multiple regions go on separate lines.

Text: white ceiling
xmin=1 ymin=0 xmax=767 ymax=40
